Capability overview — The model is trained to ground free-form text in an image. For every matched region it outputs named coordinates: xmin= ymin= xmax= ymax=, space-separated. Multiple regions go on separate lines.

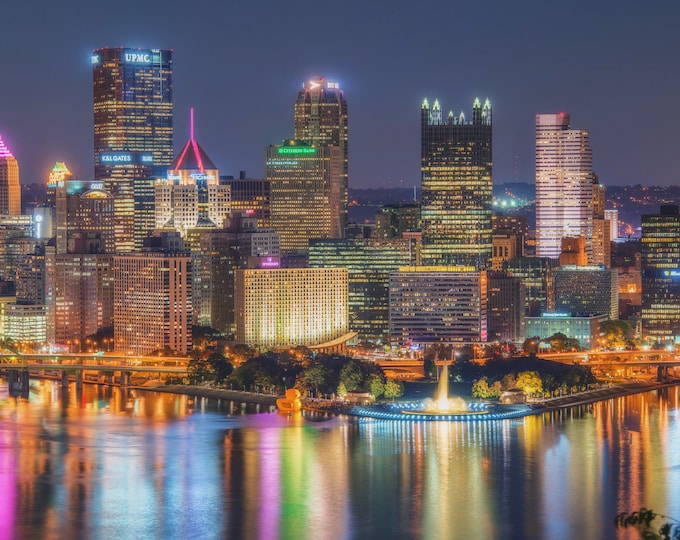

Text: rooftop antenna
xmin=190 ymin=107 xmax=195 ymax=141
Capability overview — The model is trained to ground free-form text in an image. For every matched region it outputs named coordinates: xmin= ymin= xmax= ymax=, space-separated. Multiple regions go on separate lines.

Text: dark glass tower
xmin=92 ymin=47 xmax=173 ymax=250
xmin=420 ymin=97 xmax=492 ymax=268
xmin=641 ymin=205 xmax=680 ymax=343
xmin=294 ymin=77 xmax=348 ymax=238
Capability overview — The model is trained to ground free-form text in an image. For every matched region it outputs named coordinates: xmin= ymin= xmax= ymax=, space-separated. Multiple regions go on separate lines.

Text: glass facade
xmin=554 ymin=265 xmax=618 ymax=319
xmin=535 ymin=113 xmax=593 ymax=260
xmin=389 ymin=267 xmax=487 ymax=346
xmin=92 ymin=48 xmax=173 ymax=251
xmin=308 ymin=238 xmax=416 ymax=343
xmin=266 ymin=140 xmax=341 ymax=255
xmin=294 ymin=78 xmax=348 ymax=237
xmin=641 ymin=205 xmax=680 ymax=342
xmin=420 ymin=98 xmax=492 ymax=268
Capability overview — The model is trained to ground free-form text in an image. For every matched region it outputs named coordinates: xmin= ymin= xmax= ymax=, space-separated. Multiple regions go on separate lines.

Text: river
xmin=1 ymin=379 xmax=679 ymax=539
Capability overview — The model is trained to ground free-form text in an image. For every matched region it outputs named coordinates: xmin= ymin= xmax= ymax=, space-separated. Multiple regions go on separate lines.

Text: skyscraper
xmin=0 ymin=135 xmax=21 ymax=215
xmin=420 ymin=98 xmax=492 ymax=268
xmin=535 ymin=113 xmax=593 ymax=260
xmin=155 ymin=110 xmax=230 ymax=238
xmin=641 ymin=205 xmax=680 ymax=342
xmin=294 ymin=77 xmax=348 ymax=237
xmin=92 ymin=47 xmax=173 ymax=178
xmin=92 ymin=47 xmax=173 ymax=250
xmin=266 ymin=140 xmax=341 ymax=255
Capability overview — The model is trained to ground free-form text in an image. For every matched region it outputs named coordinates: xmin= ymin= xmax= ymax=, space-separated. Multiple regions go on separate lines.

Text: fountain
xmin=346 ymin=352 xmax=528 ymax=421
xmin=418 ymin=360 xmax=468 ymax=414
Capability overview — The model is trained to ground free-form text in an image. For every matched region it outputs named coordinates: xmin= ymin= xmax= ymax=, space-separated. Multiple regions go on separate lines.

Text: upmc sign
xmin=123 ymin=50 xmax=152 ymax=63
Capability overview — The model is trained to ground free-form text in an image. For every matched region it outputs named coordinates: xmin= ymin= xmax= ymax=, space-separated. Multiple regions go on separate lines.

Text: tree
xmin=601 ymin=319 xmax=634 ymax=349
xmin=383 ymin=380 xmax=403 ymax=400
xmin=340 ymin=362 xmax=363 ymax=392
xmin=547 ymin=333 xmax=580 ymax=353
xmin=337 ymin=381 xmax=348 ymax=398
xmin=471 ymin=378 xmax=492 ymax=399
xmin=304 ymin=364 xmax=331 ymax=396
xmin=615 ymin=508 xmax=680 ymax=539
xmin=207 ymin=352 xmax=233 ymax=383
xmin=188 ymin=356 xmax=212 ymax=384
xmin=366 ymin=374 xmax=385 ymax=399
xmin=542 ymin=373 xmax=559 ymax=398
xmin=522 ymin=337 xmax=540 ymax=355
xmin=515 ymin=371 xmax=543 ymax=398
xmin=501 ymin=373 xmax=516 ymax=390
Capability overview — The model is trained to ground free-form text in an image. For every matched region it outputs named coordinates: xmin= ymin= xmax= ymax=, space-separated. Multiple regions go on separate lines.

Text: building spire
xmin=0 ymin=135 xmax=13 ymax=158
xmin=190 ymin=107 xmax=195 ymax=142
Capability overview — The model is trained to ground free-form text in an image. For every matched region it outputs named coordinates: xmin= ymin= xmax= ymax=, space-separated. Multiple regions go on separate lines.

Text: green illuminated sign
xmin=278 ymin=147 xmax=316 ymax=155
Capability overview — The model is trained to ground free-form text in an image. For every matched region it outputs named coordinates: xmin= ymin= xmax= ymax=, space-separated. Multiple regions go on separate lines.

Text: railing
xmin=0 ymin=353 xmax=190 ymax=372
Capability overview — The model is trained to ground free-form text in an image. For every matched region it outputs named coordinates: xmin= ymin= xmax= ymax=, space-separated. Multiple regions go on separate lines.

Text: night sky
xmin=1 ymin=0 xmax=679 ymax=189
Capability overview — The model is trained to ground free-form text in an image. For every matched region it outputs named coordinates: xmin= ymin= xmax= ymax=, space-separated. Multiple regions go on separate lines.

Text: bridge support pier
xmin=657 ymin=365 xmax=670 ymax=382
xmin=8 ymin=370 xmax=29 ymax=397
xmin=120 ymin=372 xmax=131 ymax=387
xmin=75 ymin=370 xmax=83 ymax=390
xmin=61 ymin=371 xmax=69 ymax=389
xmin=105 ymin=372 xmax=113 ymax=386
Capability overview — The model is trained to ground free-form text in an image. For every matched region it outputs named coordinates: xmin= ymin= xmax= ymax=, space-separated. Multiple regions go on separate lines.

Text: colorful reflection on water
xmin=1 ymin=379 xmax=679 ymax=539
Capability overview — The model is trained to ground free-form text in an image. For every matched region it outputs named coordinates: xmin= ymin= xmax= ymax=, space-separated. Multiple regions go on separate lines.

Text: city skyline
xmin=1 ymin=0 xmax=679 ymax=189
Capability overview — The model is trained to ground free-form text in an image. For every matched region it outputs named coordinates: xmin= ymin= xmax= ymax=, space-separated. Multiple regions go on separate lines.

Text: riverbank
xmin=136 ymin=379 xmax=680 ymax=419
xmin=528 ymin=379 xmax=680 ymax=413
xmin=146 ymin=384 xmax=278 ymax=406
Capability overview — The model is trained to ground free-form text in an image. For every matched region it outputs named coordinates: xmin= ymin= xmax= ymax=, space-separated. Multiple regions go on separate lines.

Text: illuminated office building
xmin=487 ymin=272 xmax=525 ymax=343
xmin=0 ymin=135 xmax=21 ymax=215
xmin=525 ymin=313 xmax=607 ymax=350
xmin=605 ymin=209 xmax=619 ymax=241
xmin=309 ymin=237 xmax=416 ymax=343
xmin=92 ymin=47 xmax=173 ymax=178
xmin=641 ymin=205 xmax=680 ymax=342
xmin=420 ymin=98 xmax=492 ymax=268
xmin=294 ymin=77 xmax=348 ymax=236
xmin=55 ymin=180 xmax=115 ymax=254
xmin=45 ymin=248 xmax=114 ymax=351
xmin=503 ymin=257 xmax=557 ymax=317
xmin=196 ymin=214 xmax=279 ymax=336
xmin=235 ymin=267 xmax=349 ymax=348
xmin=375 ymin=203 xmax=421 ymax=239
xmin=46 ymin=162 xmax=73 ymax=207
xmin=16 ymin=246 xmax=46 ymax=306
xmin=389 ymin=267 xmax=487 ymax=346
xmin=491 ymin=230 xmax=523 ymax=271
xmin=553 ymin=265 xmax=618 ymax=319
xmin=114 ymin=245 xmax=192 ymax=355
xmin=156 ymin=110 xmax=230 ymax=238
xmin=220 ymin=173 xmax=271 ymax=228
xmin=92 ymin=47 xmax=173 ymax=250
xmin=592 ymin=175 xmax=611 ymax=267
xmin=535 ymin=113 xmax=593 ymax=260
xmin=1 ymin=304 xmax=46 ymax=345
xmin=266 ymin=140 xmax=341 ymax=255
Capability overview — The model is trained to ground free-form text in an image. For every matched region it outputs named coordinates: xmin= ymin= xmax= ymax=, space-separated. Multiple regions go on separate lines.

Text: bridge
xmin=372 ymin=349 xmax=680 ymax=380
xmin=0 ymin=353 xmax=191 ymax=393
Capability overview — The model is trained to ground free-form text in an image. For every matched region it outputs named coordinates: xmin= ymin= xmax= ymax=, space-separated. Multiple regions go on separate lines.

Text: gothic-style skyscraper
xmin=420 ymin=97 xmax=492 ymax=268
xmin=294 ymin=77 xmax=348 ymax=237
